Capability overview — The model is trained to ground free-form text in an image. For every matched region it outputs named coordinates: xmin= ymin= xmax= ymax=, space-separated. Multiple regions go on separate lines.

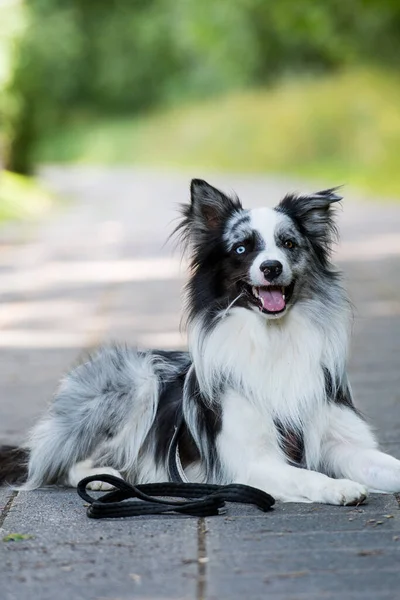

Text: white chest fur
xmin=189 ymin=306 xmax=340 ymax=416
xmin=189 ymin=305 xmax=350 ymax=473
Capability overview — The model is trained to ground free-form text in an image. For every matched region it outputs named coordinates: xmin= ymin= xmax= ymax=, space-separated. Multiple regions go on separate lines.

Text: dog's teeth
xmin=252 ymin=286 xmax=259 ymax=298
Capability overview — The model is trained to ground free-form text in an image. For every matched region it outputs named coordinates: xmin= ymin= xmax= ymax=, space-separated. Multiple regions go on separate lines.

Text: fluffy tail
xmin=0 ymin=445 xmax=29 ymax=485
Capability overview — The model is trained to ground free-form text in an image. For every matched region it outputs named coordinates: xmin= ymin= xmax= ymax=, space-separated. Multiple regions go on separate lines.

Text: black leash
xmin=77 ymin=474 xmax=275 ymax=518
xmin=77 ymin=419 xmax=275 ymax=518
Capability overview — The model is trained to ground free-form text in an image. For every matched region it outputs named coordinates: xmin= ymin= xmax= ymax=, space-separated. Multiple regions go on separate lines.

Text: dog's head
xmin=178 ymin=179 xmax=342 ymax=321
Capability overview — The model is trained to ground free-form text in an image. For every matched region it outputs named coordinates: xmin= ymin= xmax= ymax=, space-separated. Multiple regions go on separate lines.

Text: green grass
xmin=36 ymin=69 xmax=400 ymax=197
xmin=0 ymin=171 xmax=53 ymax=222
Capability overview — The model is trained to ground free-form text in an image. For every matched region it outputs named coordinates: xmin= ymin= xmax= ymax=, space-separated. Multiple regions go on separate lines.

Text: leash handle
xmin=77 ymin=474 xmax=275 ymax=518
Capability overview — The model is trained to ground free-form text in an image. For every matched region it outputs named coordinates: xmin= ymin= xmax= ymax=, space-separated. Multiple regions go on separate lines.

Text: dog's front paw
xmin=85 ymin=467 xmax=123 ymax=491
xmin=325 ymin=479 xmax=368 ymax=506
xmin=86 ymin=480 xmax=116 ymax=491
xmin=69 ymin=462 xmax=123 ymax=489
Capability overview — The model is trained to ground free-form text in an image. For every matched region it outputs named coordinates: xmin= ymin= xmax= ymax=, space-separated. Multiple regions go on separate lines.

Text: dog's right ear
xmin=173 ymin=179 xmax=242 ymax=252
xmin=189 ymin=179 xmax=242 ymax=232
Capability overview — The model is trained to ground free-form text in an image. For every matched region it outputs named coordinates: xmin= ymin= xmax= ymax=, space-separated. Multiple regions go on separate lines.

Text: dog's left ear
xmin=189 ymin=179 xmax=242 ymax=232
xmin=277 ymin=187 xmax=343 ymax=258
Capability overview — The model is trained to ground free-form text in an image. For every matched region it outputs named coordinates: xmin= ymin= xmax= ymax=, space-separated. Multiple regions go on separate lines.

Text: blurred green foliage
xmin=36 ymin=69 xmax=400 ymax=197
xmin=2 ymin=0 xmax=400 ymax=176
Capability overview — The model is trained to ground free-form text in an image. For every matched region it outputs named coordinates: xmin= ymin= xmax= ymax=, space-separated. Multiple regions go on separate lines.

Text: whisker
xmin=220 ymin=292 xmax=244 ymax=319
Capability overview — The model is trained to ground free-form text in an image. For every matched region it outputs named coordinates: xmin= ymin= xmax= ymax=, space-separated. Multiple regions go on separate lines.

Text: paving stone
xmin=223 ymin=493 xmax=398 ymax=518
xmin=205 ymin=504 xmax=400 ymax=599
xmin=207 ymin=569 xmax=400 ymax=600
xmin=0 ymin=489 xmax=198 ymax=600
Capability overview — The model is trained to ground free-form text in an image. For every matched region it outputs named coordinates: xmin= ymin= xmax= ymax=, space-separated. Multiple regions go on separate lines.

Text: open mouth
xmin=245 ymin=281 xmax=295 ymax=314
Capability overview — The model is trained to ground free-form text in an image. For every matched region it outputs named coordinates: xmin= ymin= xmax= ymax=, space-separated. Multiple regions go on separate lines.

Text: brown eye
xmin=284 ymin=239 xmax=295 ymax=249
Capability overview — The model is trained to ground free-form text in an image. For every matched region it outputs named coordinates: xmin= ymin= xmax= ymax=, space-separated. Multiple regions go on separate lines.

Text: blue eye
xmin=235 ymin=245 xmax=246 ymax=255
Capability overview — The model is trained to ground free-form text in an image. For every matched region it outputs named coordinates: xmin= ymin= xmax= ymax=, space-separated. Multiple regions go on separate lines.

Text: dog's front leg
xmin=321 ymin=404 xmax=400 ymax=493
xmin=216 ymin=390 xmax=367 ymax=504
xmin=239 ymin=458 xmax=368 ymax=505
xmin=328 ymin=447 xmax=400 ymax=493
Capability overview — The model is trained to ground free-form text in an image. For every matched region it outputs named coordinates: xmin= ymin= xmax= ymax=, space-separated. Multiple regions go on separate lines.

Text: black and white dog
xmin=6 ymin=179 xmax=400 ymax=504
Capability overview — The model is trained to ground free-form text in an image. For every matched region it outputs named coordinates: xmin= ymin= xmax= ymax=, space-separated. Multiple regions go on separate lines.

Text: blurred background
xmin=2 ymin=0 xmax=400 ymax=201
xmin=1 ymin=0 xmax=400 ymax=451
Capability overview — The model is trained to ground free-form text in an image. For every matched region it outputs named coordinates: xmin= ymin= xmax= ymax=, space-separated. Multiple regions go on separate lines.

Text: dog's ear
xmin=173 ymin=179 xmax=241 ymax=253
xmin=277 ymin=187 xmax=343 ymax=261
xmin=189 ymin=179 xmax=242 ymax=231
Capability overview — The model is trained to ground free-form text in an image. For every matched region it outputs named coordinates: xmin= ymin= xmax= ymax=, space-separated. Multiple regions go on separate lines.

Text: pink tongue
xmin=258 ymin=288 xmax=285 ymax=312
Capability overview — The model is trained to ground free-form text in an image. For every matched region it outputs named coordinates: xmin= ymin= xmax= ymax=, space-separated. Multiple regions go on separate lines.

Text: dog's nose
xmin=259 ymin=260 xmax=283 ymax=281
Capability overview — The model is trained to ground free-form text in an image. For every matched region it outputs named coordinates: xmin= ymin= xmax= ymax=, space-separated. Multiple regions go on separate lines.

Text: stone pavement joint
xmin=197 ymin=518 xmax=207 ymax=600
xmin=0 ymin=490 xmax=18 ymax=529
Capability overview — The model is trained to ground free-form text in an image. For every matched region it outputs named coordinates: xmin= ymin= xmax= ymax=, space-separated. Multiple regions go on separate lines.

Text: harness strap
xmin=77 ymin=475 xmax=275 ymax=518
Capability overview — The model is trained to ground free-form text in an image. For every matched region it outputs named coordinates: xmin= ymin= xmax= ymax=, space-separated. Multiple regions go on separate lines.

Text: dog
xmin=2 ymin=179 xmax=400 ymax=504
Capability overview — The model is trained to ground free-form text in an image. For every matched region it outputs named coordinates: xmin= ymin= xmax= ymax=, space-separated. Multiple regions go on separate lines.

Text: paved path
xmin=1 ymin=167 xmax=400 ymax=599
